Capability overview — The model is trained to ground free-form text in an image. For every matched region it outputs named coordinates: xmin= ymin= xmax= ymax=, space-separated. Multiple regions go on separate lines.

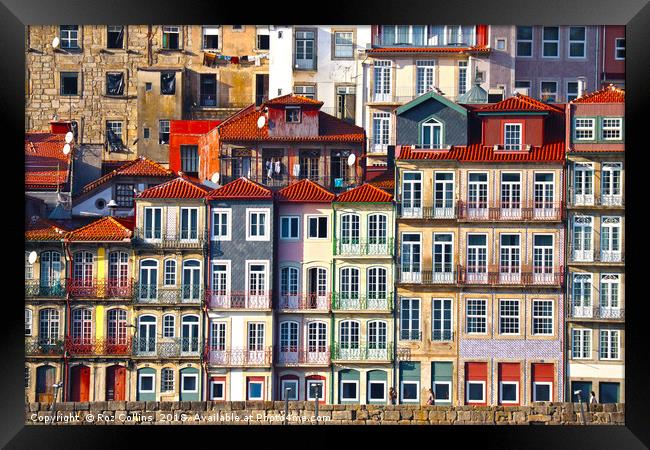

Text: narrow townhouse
xmin=204 ymin=177 xmax=275 ymax=401
xmin=565 ymin=85 xmax=625 ymax=403
xmin=131 ymin=177 xmax=209 ymax=401
xmin=331 ymin=184 xmax=395 ymax=405
xmin=274 ymin=179 xmax=335 ymax=403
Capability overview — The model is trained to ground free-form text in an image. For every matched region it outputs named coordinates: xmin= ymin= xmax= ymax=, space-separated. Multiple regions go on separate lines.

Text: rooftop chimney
xmin=577 ymin=77 xmax=587 ymax=99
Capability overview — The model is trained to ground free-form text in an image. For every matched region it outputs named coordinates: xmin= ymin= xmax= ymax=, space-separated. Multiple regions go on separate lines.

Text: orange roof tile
xmin=397 ymin=142 xmax=565 ymax=163
xmin=207 ymin=177 xmax=273 ymax=200
xmin=275 ymin=179 xmax=335 ymax=202
xmin=571 ymin=84 xmax=625 ymax=103
xmin=367 ymin=45 xmax=490 ymax=54
xmin=80 ymin=157 xmax=174 ymax=194
xmin=335 ymin=183 xmax=394 ymax=203
xmin=366 ymin=172 xmax=395 ymax=192
xmin=478 ymin=93 xmax=561 ymax=112
xmin=66 ymin=216 xmax=133 ymax=242
xmin=25 ymin=133 xmax=71 ymax=190
xmin=265 ymin=94 xmax=324 ymax=106
xmin=25 ymin=216 xmax=68 ymax=241
xmin=138 ymin=176 xmax=211 ymax=199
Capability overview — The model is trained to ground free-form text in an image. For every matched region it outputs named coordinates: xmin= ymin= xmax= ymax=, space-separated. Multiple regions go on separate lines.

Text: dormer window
xmin=421 ymin=118 xmax=443 ymax=149
xmin=285 ymin=106 xmax=301 ymax=123
xmin=504 ymin=123 xmax=522 ymax=150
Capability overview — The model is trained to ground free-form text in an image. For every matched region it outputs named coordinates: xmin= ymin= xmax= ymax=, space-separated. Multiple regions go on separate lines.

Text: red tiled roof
xmin=25 ymin=133 xmax=71 ymax=190
xmin=397 ymin=142 xmax=565 ymax=162
xmin=25 ymin=216 xmax=68 ymax=241
xmin=275 ymin=179 xmax=335 ymax=202
xmin=335 ymin=183 xmax=394 ymax=203
xmin=138 ymin=176 xmax=211 ymax=199
xmin=478 ymin=93 xmax=562 ymax=112
xmin=207 ymin=177 xmax=273 ymax=200
xmin=571 ymin=84 xmax=625 ymax=104
xmin=66 ymin=216 xmax=133 ymax=242
xmin=366 ymin=171 xmax=395 ymax=192
xmin=367 ymin=45 xmax=490 ymax=54
xmin=265 ymin=94 xmax=324 ymax=106
xmin=81 ymin=157 xmax=174 ymax=194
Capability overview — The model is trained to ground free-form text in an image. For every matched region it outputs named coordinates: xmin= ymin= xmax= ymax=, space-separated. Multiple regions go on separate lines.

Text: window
xmin=210 ymin=380 xmax=225 ymax=400
xmin=533 ymin=382 xmax=553 ymax=402
xmin=307 ymin=216 xmax=328 ymax=239
xmin=158 ymin=120 xmax=170 ymax=145
xmin=106 ymin=120 xmax=123 ymax=151
xmin=367 ymin=321 xmax=387 ymax=350
xmin=601 ymin=118 xmax=623 ymax=140
xmin=516 ymin=26 xmax=533 ymax=57
xmin=500 ymin=234 xmax=521 ymax=281
xmin=307 ymin=322 xmax=327 ymax=353
xmin=160 ymin=72 xmax=176 ymax=95
xmin=280 ymin=216 xmax=299 ymax=239
xmin=162 ymin=314 xmax=175 ymax=338
xmin=307 ymin=379 xmax=325 ymax=401
xmin=615 ymin=38 xmax=625 ymax=60
xmin=416 ymin=60 xmax=436 ymax=95
xmin=372 ymin=112 xmax=390 ymax=150
xmin=503 ymin=123 xmax=522 ymax=150
xmin=499 ymin=299 xmax=520 ymax=334
xmin=401 ymin=172 xmax=422 ymax=217
xmin=421 ymin=118 xmax=442 ymax=148
xmin=514 ymin=80 xmax=531 ymax=91
xmin=232 ymin=25 xmax=243 ymax=31
xmin=294 ymin=85 xmax=315 ymax=99
xmin=367 ymin=267 xmax=387 ymax=303
xmin=25 ymin=252 xmax=33 ymax=280
xmin=247 ymin=209 xmax=270 ymax=240
xmin=295 ymin=30 xmax=315 ymax=70
xmin=181 ymin=372 xmax=198 ymax=394
xmin=339 ymin=320 xmax=360 ymax=351
xmin=533 ymin=235 xmax=554 ymax=279
xmin=340 ymin=213 xmax=360 ymax=246
xmin=25 ymin=309 xmax=32 ymax=336
xmin=106 ymin=72 xmax=125 ymax=96
xmin=572 ymin=215 xmax=593 ymax=260
xmin=60 ymin=72 xmax=79 ymax=96
xmin=281 ymin=379 xmax=299 ymax=400
xmin=466 ymin=299 xmax=487 ymax=334
xmin=72 ymin=251 xmax=93 ymax=284
xmin=39 ymin=309 xmax=60 ymax=343
xmin=138 ymin=372 xmax=155 ymax=393
xmin=247 ymin=380 xmax=264 ymax=400
xmin=285 ymin=106 xmax=301 ymax=123
xmin=400 ymin=298 xmax=420 ymax=340
xmin=200 ymin=74 xmax=217 ymax=106
xmin=115 ymin=183 xmax=134 ymax=208
xmin=432 ymin=233 xmax=454 ymax=281
xmin=107 ymin=25 xmax=124 ymax=49
xmin=572 ymin=273 xmax=592 ymax=313
xmin=379 ymin=25 xmax=431 ymax=46
xmin=532 ymin=300 xmax=554 ymax=335
xmin=602 ymin=163 xmax=623 ymax=202
xmin=431 ymin=299 xmax=452 ymax=340
xmin=334 ymin=31 xmax=353 ymax=58
xmin=599 ymin=329 xmax=620 ymax=360
xmin=145 ymin=82 xmax=152 ymax=92
xmin=180 ymin=208 xmax=198 ymax=241
xmin=202 ymin=26 xmax=219 ymax=49
xmin=108 ymin=252 xmax=129 ymax=288
xmin=143 ymin=207 xmax=162 ymax=240
xmin=601 ymin=218 xmax=622 ymax=262
xmin=340 ymin=380 xmax=359 ymax=401
xmin=542 ymin=26 xmax=559 ymax=57
xmin=566 ymin=81 xmax=579 ymax=102
xmin=572 ymin=328 xmax=592 ymax=359
xmin=143 ymin=128 xmax=150 ymax=139
xmin=368 ymin=381 xmax=386 ymax=402
xmin=574 ymin=118 xmax=595 ymax=140
xmin=466 ymin=381 xmax=485 ymax=403
xmin=540 ymin=81 xmax=558 ymax=102
xmin=533 ymin=173 xmax=554 ymax=210
xmin=400 ymin=381 xmax=419 ymax=403
xmin=162 ymin=259 xmax=176 ymax=286
xmin=468 ymin=172 xmax=488 ymax=212
xmin=467 ymin=234 xmax=488 ymax=281
xmin=60 ymin=25 xmax=79 ymax=49
xmin=71 ymin=308 xmax=93 ymax=342
xmin=212 ymin=209 xmax=231 ymax=241
xmin=279 ymin=321 xmax=299 ymax=354
xmin=210 ymin=322 xmax=226 ymax=351
xmin=247 ymin=263 xmax=269 ymax=301
xmin=161 ymin=368 xmax=174 ymax=392
xmin=568 ymin=26 xmax=586 ymax=58
xmin=500 ymin=382 xmax=519 ymax=404
xmin=458 ymin=61 xmax=468 ymax=96
xmin=445 ymin=25 xmax=474 ymax=45
xmin=180 ymin=145 xmax=199 ymax=176
xmin=162 ymin=26 xmax=180 ymax=49
xmin=256 ymin=26 xmax=270 ymax=50
xmin=496 ymin=38 xmax=506 ymax=50
xmin=373 ymin=60 xmax=392 ymax=102
xmin=280 ymin=268 xmax=299 ymax=300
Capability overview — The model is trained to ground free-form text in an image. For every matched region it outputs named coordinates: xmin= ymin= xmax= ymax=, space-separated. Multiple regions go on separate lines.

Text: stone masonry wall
xmin=25 ymin=401 xmax=624 ymax=425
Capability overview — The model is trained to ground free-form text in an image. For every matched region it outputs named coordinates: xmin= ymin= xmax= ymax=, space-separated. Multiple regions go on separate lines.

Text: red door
xmin=70 ymin=365 xmax=90 ymax=402
xmin=106 ymin=365 xmax=126 ymax=401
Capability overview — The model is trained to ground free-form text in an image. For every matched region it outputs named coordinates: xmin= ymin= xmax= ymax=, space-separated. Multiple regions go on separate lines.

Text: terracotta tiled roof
xmin=275 ymin=179 xmax=335 ymax=202
xmin=571 ymin=84 xmax=625 ymax=104
xmin=25 ymin=133 xmax=71 ymax=190
xmin=397 ymin=142 xmax=565 ymax=162
xmin=80 ymin=157 xmax=174 ymax=194
xmin=265 ymin=94 xmax=324 ymax=106
xmin=367 ymin=45 xmax=490 ymax=54
xmin=335 ymin=183 xmax=394 ymax=203
xmin=25 ymin=216 xmax=68 ymax=241
xmin=478 ymin=94 xmax=562 ymax=112
xmin=366 ymin=171 xmax=395 ymax=192
xmin=138 ymin=176 xmax=211 ymax=199
xmin=207 ymin=177 xmax=273 ymax=200
xmin=66 ymin=216 xmax=134 ymax=242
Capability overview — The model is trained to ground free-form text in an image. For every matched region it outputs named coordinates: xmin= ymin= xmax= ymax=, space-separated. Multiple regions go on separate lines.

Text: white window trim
xmin=466 ymin=380 xmax=486 ymax=403
xmin=499 ymin=381 xmax=520 ymax=404
xmin=25 ymin=309 xmax=32 ymax=336
xmin=532 ymin=381 xmax=553 ymax=402
xmin=542 ymin=27 xmax=560 ymax=58
xmin=211 ymin=208 xmax=232 ymax=241
xmin=340 ymin=380 xmax=359 ymax=402
xmin=307 ymin=380 xmax=325 ymax=401
xmin=210 ymin=380 xmax=225 ymax=400
xmin=246 ymin=260 xmax=269 ymax=295
xmin=539 ymin=80 xmax=558 ymax=102
xmin=247 ymin=381 xmax=264 ymax=400
xmin=400 ymin=297 xmax=421 ymax=341
xmin=400 ymin=380 xmax=420 ymax=403
xmin=574 ymin=117 xmax=596 ymax=141
xmin=503 ymin=123 xmax=523 ymax=150
xmin=280 ymin=215 xmax=300 ymax=240
xmin=367 ymin=380 xmax=387 ymax=402
xmin=601 ymin=117 xmax=623 ymax=141
xmin=433 ymin=381 xmax=452 ymax=403
xmin=496 ymin=38 xmax=507 ymax=51
xmin=138 ymin=373 xmax=155 ymax=393
xmin=211 ymin=259 xmax=231 ymax=294
xmin=498 ymin=299 xmax=521 ymax=335
xmin=181 ymin=373 xmax=199 ymax=393
xmin=567 ymin=26 xmax=587 ymax=59
xmin=306 ymin=215 xmax=329 ymax=240
xmin=572 ymin=328 xmax=592 ymax=360
xmin=246 ymin=208 xmax=271 ymax=241
xmin=615 ymin=38 xmax=625 ymax=60
xmin=599 ymin=329 xmax=621 ymax=360
xmin=179 ymin=207 xmax=199 ymax=242
xmin=466 ymin=298 xmax=487 ymax=335
xmin=281 ymin=379 xmax=299 ymax=400
xmin=143 ymin=207 xmax=163 ymax=242
xmin=532 ymin=299 xmax=554 ymax=336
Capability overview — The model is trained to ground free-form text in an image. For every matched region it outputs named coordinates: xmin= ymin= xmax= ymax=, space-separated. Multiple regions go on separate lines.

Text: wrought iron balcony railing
xmin=331 ymin=342 xmax=393 ymax=361
xmin=456 ymin=201 xmax=564 ymax=221
xmin=277 ymin=293 xmax=330 ymax=311
xmin=567 ymin=188 xmax=624 ymax=208
xmin=66 ymin=278 xmax=133 ymax=299
xmin=457 ymin=265 xmax=564 ymax=286
xmin=132 ymin=337 xmax=201 ymax=357
xmin=333 ymin=238 xmax=394 ymax=256
xmin=275 ymin=347 xmax=331 ymax=365
xmin=64 ymin=337 xmax=132 ymax=356
xmin=25 ymin=337 xmax=64 ymax=356
xmin=569 ymin=247 xmax=625 ymax=264
xmin=397 ymin=205 xmax=458 ymax=220
xmin=205 ymin=290 xmax=272 ymax=309
xmin=331 ymin=293 xmax=394 ymax=311
xmin=206 ymin=346 xmax=273 ymax=367
xmin=25 ymin=280 xmax=66 ymax=298
xmin=400 ymin=330 xmax=422 ymax=341
xmin=567 ymin=306 xmax=625 ymax=320
xmin=431 ymin=330 xmax=454 ymax=342
xmin=133 ymin=228 xmax=207 ymax=249
xmin=397 ymin=267 xmax=457 ymax=285
xmin=133 ymin=284 xmax=203 ymax=304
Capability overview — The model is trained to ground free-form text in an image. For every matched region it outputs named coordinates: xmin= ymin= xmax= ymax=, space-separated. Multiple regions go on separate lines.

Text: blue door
xmin=571 ymin=381 xmax=592 ymax=402
xmin=599 ymin=382 xmax=620 ymax=403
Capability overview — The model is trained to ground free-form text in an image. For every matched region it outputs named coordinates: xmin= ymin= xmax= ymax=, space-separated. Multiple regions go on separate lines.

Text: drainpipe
xmin=595 ymin=26 xmax=600 ymax=89
xmin=63 ymin=238 xmax=73 ymax=401
xmin=330 ymin=252 xmax=336 ymax=405
xmin=203 ymin=198 xmax=211 ymax=401
xmin=392 ymin=197 xmax=397 ymax=392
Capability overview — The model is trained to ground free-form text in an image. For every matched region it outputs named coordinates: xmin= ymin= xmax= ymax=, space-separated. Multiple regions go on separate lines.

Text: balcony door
xmin=340 ymin=213 xmax=360 ymax=254
xmin=500 ymin=173 xmax=521 ymax=219
xmin=373 ymin=61 xmax=392 ymax=102
xmin=248 ymin=323 xmax=265 ymax=363
xmin=139 ymin=260 xmax=158 ymax=301
xmin=572 ymin=274 xmax=593 ymax=318
xmin=601 ymin=217 xmax=621 ymax=262
xmin=181 ymin=315 xmax=199 ymax=353
xmin=499 ymin=234 xmax=521 ymax=284
xmin=336 ymin=86 xmax=356 ymax=123
xmin=307 ymin=267 xmax=327 ymax=309
xmin=466 ymin=234 xmax=488 ymax=283
xmin=572 ymin=216 xmax=593 ymax=262
xmin=573 ymin=163 xmax=594 ymax=205
xmin=433 ymin=233 xmax=454 ymax=283
xmin=534 ymin=173 xmax=555 ymax=218
xmin=433 ymin=172 xmax=454 ymax=218
xmin=401 ymin=172 xmax=422 ymax=217
xmin=307 ymin=322 xmax=327 ymax=362
xmin=138 ymin=315 xmax=156 ymax=353
xmin=299 ymin=150 xmax=320 ymax=182
xmin=533 ymin=235 xmax=554 ymax=283
xmin=182 ymin=260 xmax=201 ymax=302
xmin=401 ymin=233 xmax=421 ymax=283
xmin=280 ymin=267 xmax=300 ymax=309
xmin=247 ymin=263 xmax=268 ymax=307
xmin=339 ymin=321 xmax=360 ymax=359
xmin=200 ymin=74 xmax=217 ymax=107
xmin=280 ymin=321 xmax=299 ymax=363
xmin=467 ymin=172 xmax=488 ymax=219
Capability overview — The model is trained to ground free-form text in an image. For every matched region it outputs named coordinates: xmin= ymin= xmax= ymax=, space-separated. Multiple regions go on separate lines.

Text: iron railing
xmin=567 ymin=188 xmax=624 ymax=208
xmin=25 ymin=337 xmax=64 ymax=356
xmin=400 ymin=330 xmax=422 ymax=341
xmin=275 ymin=348 xmax=330 ymax=365
xmin=331 ymin=342 xmax=393 ymax=361
xmin=132 ymin=337 xmax=201 ymax=357
xmin=431 ymin=330 xmax=454 ymax=341
xmin=331 ymin=293 xmax=394 ymax=311
xmin=206 ymin=346 xmax=273 ymax=366
xmin=133 ymin=228 xmax=207 ymax=249
xmin=64 ymin=337 xmax=132 ymax=356
xmin=25 ymin=280 xmax=66 ymax=298
xmin=133 ymin=284 xmax=203 ymax=304
xmin=397 ymin=268 xmax=457 ymax=285
xmin=205 ymin=290 xmax=272 ymax=309
xmin=66 ymin=278 xmax=133 ymax=299
xmin=569 ymin=248 xmax=625 ymax=264
xmin=276 ymin=293 xmax=330 ymax=311
xmin=333 ymin=238 xmax=394 ymax=256
xmin=456 ymin=201 xmax=564 ymax=221
xmin=457 ymin=265 xmax=564 ymax=286
xmin=567 ymin=306 xmax=625 ymax=320
xmin=396 ymin=205 xmax=457 ymax=220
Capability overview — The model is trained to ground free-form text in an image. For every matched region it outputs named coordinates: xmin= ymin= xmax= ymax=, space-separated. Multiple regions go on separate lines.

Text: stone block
xmin=332 ymin=410 xmax=352 ymax=420
xmin=400 ymin=409 xmax=413 ymax=420
xmin=159 ymin=401 xmax=173 ymax=411
xmin=528 ymin=414 xmax=552 ymax=422
xmin=145 ymin=401 xmax=159 ymax=411
xmin=190 ymin=401 xmax=205 ymax=411
xmin=90 ymin=401 xmax=107 ymax=411
xmin=126 ymin=401 xmax=144 ymax=411
xmin=382 ymin=410 xmax=400 ymax=421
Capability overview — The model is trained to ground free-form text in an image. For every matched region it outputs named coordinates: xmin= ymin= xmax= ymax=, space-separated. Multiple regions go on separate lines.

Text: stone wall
xmin=25 ymin=401 xmax=624 ymax=425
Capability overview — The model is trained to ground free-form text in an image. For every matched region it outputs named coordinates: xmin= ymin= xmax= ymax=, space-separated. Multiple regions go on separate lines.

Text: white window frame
xmin=571 ymin=328 xmax=592 ymax=359
xmin=566 ymin=80 xmax=580 ymax=102
xmin=211 ymin=259 xmax=231 ymax=297
xmin=180 ymin=207 xmax=199 ymax=242
xmin=280 ymin=216 xmax=300 ymax=240
xmin=615 ymin=38 xmax=625 ymax=60
xmin=499 ymin=299 xmax=520 ymax=335
xmin=532 ymin=299 xmax=554 ymax=336
xmin=599 ymin=329 xmax=621 ymax=360
xmin=333 ymin=31 xmax=354 ymax=58
xmin=367 ymin=380 xmax=387 ymax=402
xmin=160 ymin=368 xmax=175 ymax=392
xmin=340 ymin=380 xmax=359 ymax=402
xmin=503 ymin=123 xmax=522 ymax=150
xmin=542 ymin=26 xmax=560 ymax=58
xmin=25 ymin=309 xmax=32 ymax=336
xmin=533 ymin=381 xmax=553 ymax=402
xmin=431 ymin=298 xmax=453 ymax=341
xmin=496 ymin=38 xmax=507 ymax=50
xmin=210 ymin=380 xmax=225 ymax=400
xmin=246 ymin=260 xmax=270 ymax=300
xmin=162 ymin=314 xmax=175 ymax=338
xmin=201 ymin=26 xmax=220 ymax=50
xmin=433 ymin=381 xmax=452 ymax=403
xmin=574 ymin=118 xmax=595 ymax=140
xmin=540 ymin=81 xmax=558 ymax=103
xmin=246 ymin=208 xmax=270 ymax=241
xmin=516 ymin=26 xmax=533 ymax=57
xmin=601 ymin=118 xmax=623 ymax=140
xmin=307 ymin=380 xmax=325 ymax=401
xmin=143 ymin=207 xmax=163 ymax=241
xmin=211 ymin=208 xmax=232 ymax=241
xmin=400 ymin=297 xmax=421 ymax=341
xmin=281 ymin=379 xmax=299 ymax=400
xmin=400 ymin=380 xmax=420 ymax=403
xmin=138 ymin=372 xmax=155 ymax=393
xmin=181 ymin=372 xmax=199 ymax=394
xmin=567 ymin=26 xmax=586 ymax=59
xmin=466 ymin=298 xmax=487 ymax=334
xmin=466 ymin=380 xmax=486 ymax=403
xmin=306 ymin=215 xmax=329 ymax=240
xmin=247 ymin=380 xmax=264 ymax=400
xmin=499 ymin=381 xmax=520 ymax=404
xmin=371 ymin=111 xmax=391 ymax=151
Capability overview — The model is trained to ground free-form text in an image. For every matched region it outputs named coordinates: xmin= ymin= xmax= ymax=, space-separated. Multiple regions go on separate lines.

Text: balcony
xmin=331 ymin=342 xmax=393 ymax=362
xmin=132 ymin=337 xmax=201 ymax=358
xmin=400 ymin=330 xmax=422 ymax=341
xmin=456 ymin=201 xmax=563 ymax=222
xmin=371 ymin=32 xmax=476 ymax=49
xmin=458 ymin=265 xmax=564 ymax=287
xmin=368 ymin=85 xmax=460 ymax=105
xmin=133 ymin=228 xmax=207 ymax=249
xmin=277 ymin=293 xmax=330 ymax=312
xmin=600 ymin=195 xmax=624 ymax=207
xmin=64 ymin=337 xmax=132 ymax=356
xmin=133 ymin=284 xmax=203 ymax=304
xmin=25 ymin=280 xmax=66 ymax=298
xmin=333 ymin=238 xmax=394 ymax=257
xmin=567 ymin=189 xmax=624 ymax=208
xmin=275 ymin=347 xmax=330 ymax=366
xmin=569 ymin=248 xmax=625 ymax=264
xmin=206 ymin=290 xmax=272 ymax=310
xmin=206 ymin=346 xmax=273 ymax=367
xmin=568 ymin=306 xmax=625 ymax=321
xmin=66 ymin=278 xmax=133 ymax=299
xmin=25 ymin=338 xmax=64 ymax=356
xmin=397 ymin=267 xmax=457 ymax=285
xmin=431 ymin=330 xmax=454 ymax=342
xmin=397 ymin=205 xmax=457 ymax=220
xmin=331 ymin=293 xmax=394 ymax=311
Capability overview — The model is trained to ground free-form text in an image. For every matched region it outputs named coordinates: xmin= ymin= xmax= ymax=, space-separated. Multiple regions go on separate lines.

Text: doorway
xmin=106 ymin=365 xmax=126 ymax=401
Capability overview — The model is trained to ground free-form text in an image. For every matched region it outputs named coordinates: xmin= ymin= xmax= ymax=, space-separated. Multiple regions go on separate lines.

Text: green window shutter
xmin=399 ymin=361 xmax=421 ymax=381
xmin=432 ymin=361 xmax=453 ymax=382
xmin=367 ymin=369 xmax=388 ymax=382
xmin=339 ymin=368 xmax=360 ymax=381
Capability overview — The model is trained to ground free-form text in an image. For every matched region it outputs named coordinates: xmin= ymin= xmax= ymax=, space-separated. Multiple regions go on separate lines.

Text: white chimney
xmin=577 ymin=77 xmax=587 ymax=99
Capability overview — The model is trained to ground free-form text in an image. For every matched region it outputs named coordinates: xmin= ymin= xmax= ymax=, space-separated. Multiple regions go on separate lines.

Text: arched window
xmin=307 ymin=321 xmax=327 ymax=353
xmin=161 ymin=367 xmax=175 ymax=392
xmin=280 ymin=267 xmax=299 ymax=297
xmin=279 ymin=321 xmax=299 ymax=352
xmin=181 ymin=315 xmax=200 ymax=353
xmin=164 ymin=259 xmax=176 ymax=286
xmin=109 ymin=251 xmax=129 ymax=286
xmin=71 ymin=308 xmax=93 ymax=342
xmin=421 ymin=118 xmax=442 ymax=149
xmin=368 ymin=214 xmax=387 ymax=245
xmin=162 ymin=314 xmax=175 ymax=338
xmin=339 ymin=267 xmax=360 ymax=306
xmin=340 ymin=214 xmax=360 ymax=244
xmin=107 ymin=309 xmax=127 ymax=344
xmin=40 ymin=251 xmax=62 ymax=287
xmin=339 ymin=320 xmax=360 ymax=349
xmin=137 ymin=315 xmax=156 ymax=353
xmin=367 ymin=267 xmax=388 ymax=304
xmin=39 ymin=309 xmax=59 ymax=343
xmin=138 ymin=259 xmax=158 ymax=301
xmin=73 ymin=251 xmax=94 ymax=285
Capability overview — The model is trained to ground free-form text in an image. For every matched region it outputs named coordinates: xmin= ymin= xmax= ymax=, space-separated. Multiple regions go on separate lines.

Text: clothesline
xmin=203 ymin=52 xmax=269 ymax=67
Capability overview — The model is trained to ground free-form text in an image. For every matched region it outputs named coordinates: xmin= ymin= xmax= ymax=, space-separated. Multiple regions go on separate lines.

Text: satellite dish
xmin=65 ymin=132 xmax=74 ymax=143
xmin=52 ymin=37 xmax=60 ymax=49
xmin=62 ymin=144 xmax=71 ymax=155
xmin=107 ymin=199 xmax=118 ymax=208
xmin=257 ymin=115 xmax=266 ymax=129
xmin=211 ymin=172 xmax=220 ymax=184
xmin=347 ymin=153 xmax=356 ymax=166
xmin=28 ymin=251 xmax=38 ymax=265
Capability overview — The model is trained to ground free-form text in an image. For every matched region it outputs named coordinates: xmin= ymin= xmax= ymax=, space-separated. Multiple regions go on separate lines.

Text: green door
xmin=431 ymin=362 xmax=453 ymax=405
